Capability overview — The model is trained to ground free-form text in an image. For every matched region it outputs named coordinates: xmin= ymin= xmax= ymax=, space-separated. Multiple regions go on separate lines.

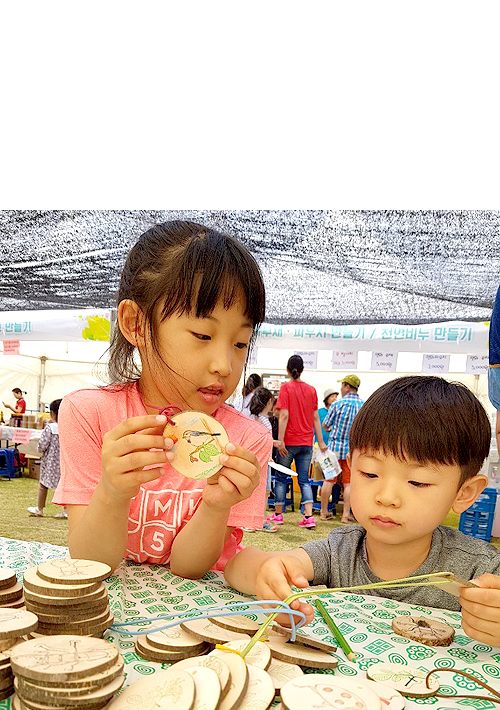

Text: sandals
xmin=320 ymin=513 xmax=333 ymax=521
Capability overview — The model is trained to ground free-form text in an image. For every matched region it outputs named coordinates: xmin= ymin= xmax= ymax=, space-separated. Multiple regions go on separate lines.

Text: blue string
xmin=109 ymin=599 xmax=306 ymax=642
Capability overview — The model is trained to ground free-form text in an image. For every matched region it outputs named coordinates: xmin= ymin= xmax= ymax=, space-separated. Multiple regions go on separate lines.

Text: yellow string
xmin=239 ymin=571 xmax=456 ymax=658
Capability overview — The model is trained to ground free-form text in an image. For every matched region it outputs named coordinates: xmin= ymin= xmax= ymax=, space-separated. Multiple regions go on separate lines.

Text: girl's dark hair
xmin=242 ymin=373 xmax=262 ymax=397
xmin=249 ymin=387 xmax=273 ymax=416
xmin=12 ymin=388 xmax=26 ymax=395
xmin=108 ymin=221 xmax=266 ymax=383
xmin=50 ymin=399 xmax=62 ymax=418
xmin=349 ymin=375 xmax=491 ymax=487
xmin=287 ymin=354 xmax=304 ymax=380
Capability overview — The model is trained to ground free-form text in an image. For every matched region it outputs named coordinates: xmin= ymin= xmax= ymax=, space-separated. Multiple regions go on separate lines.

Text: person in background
xmin=27 ymin=399 xmax=67 ymax=518
xmin=243 ymin=387 xmax=283 ymax=533
xmin=232 ymin=373 xmax=262 ymax=416
xmin=314 ymin=388 xmax=339 ymax=520
xmin=267 ymin=355 xmax=327 ymax=529
xmin=489 ymin=284 xmax=500 ymax=452
xmin=3 ymin=388 xmax=27 ymax=426
xmin=322 ymin=375 xmax=364 ymax=523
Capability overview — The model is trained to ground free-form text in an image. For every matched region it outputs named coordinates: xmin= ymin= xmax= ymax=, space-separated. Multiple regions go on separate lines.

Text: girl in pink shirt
xmin=54 ymin=220 xmax=272 ymax=577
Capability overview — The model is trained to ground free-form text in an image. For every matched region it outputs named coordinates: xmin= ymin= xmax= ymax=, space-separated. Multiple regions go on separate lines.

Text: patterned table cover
xmin=1 ymin=536 xmax=500 ymax=709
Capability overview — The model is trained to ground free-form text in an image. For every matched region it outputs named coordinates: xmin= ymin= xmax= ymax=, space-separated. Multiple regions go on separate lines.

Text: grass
xmin=1 ymin=475 xmax=498 ymax=552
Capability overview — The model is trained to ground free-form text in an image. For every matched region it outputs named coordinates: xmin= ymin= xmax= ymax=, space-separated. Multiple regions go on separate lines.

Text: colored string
xmin=426 ymin=668 xmax=500 ymax=704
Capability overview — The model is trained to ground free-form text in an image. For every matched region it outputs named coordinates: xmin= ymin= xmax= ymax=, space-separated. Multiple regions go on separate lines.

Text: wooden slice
xmin=36 ymin=560 xmax=111 ymax=586
xmin=184 ymin=666 xmax=221 ymax=710
xmin=391 ymin=615 xmax=455 ymax=646
xmin=366 ymin=663 xmax=439 ymax=698
xmin=0 ymin=684 xmax=15 ymax=702
xmin=146 ymin=624 xmax=207 ymax=652
xmin=27 ymin=602 xmax=109 ymax=624
xmin=135 ymin=635 xmax=210 ymax=662
xmin=0 ymin=673 xmax=13 ymax=691
xmin=16 ymin=694 xmax=111 ymax=710
xmin=0 ymin=569 xmax=17 ymax=590
xmin=208 ymin=647 xmax=249 ymax=710
xmin=169 ymin=654 xmax=231 ymax=699
xmin=267 ymin=631 xmax=337 ymax=670
xmin=266 ymin=658 xmax=303 ymax=693
xmin=36 ymin=607 xmax=111 ymax=630
xmin=219 ymin=640 xmax=271 ymax=670
xmin=0 ymin=583 xmax=24 ymax=604
xmin=22 ymin=656 xmax=124 ymax=690
xmin=10 ymin=635 xmax=119 ymax=682
xmin=0 ymin=609 xmax=38 ymax=640
xmin=23 ymin=567 xmax=101 ymax=598
xmin=15 ymin=672 xmax=124 ymax=705
xmin=0 ymin=598 xmax=25 ymax=609
xmin=237 ymin=664 xmax=275 ymax=710
xmin=210 ymin=615 xmax=261 ymax=634
xmin=180 ymin=617 xmax=250 ymax=644
xmin=281 ymin=675 xmax=382 ymax=710
xmin=272 ymin=623 xmax=337 ymax=652
xmin=24 ymin=585 xmax=107 ymax=607
xmin=36 ymin=612 xmax=113 ymax=637
xmin=164 ymin=411 xmax=229 ymax=480
xmin=105 ymin=667 xmax=196 ymax=710
xmin=364 ymin=681 xmax=405 ymax=710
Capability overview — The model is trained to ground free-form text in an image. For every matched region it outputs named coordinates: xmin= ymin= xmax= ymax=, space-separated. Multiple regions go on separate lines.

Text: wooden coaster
xmin=211 ymin=615 xmax=261 ymax=634
xmin=0 ymin=609 xmax=38 ymax=640
xmin=391 ymin=615 xmax=455 ymax=646
xmin=266 ymin=658 xmax=303 ymax=693
xmin=272 ymin=623 xmax=337 ymax=652
xmin=0 ymin=582 xmax=24 ymax=604
xmin=267 ymin=631 xmax=338 ymax=670
xmin=281 ymin=675 xmax=382 ymax=710
xmin=27 ymin=602 xmax=110 ymax=625
xmin=36 ymin=560 xmax=111 ymax=586
xmin=106 ymin=667 xmax=196 ymax=710
xmin=180 ymin=617 xmax=250 ymax=644
xmin=15 ymin=695 xmax=111 ymax=710
xmin=164 ymin=411 xmax=229 ymax=480
xmin=219 ymin=640 xmax=272 ymax=670
xmin=184 ymin=666 xmax=221 ymax=710
xmin=366 ymin=663 xmax=439 ymax=698
xmin=22 ymin=656 xmax=124 ymax=690
xmin=169 ymin=654 xmax=231 ymax=699
xmin=237 ymin=664 xmax=275 ymax=710
xmin=135 ymin=635 xmax=210 ymax=662
xmin=146 ymin=624 xmax=208 ymax=652
xmin=208 ymin=647 xmax=249 ymax=710
xmin=23 ymin=567 xmax=101 ymax=598
xmin=36 ymin=612 xmax=114 ymax=637
xmin=364 ymin=680 xmax=405 ymax=710
xmin=24 ymin=585 xmax=107 ymax=607
xmin=0 ymin=569 xmax=17 ymax=590
xmin=0 ymin=672 xmax=13 ymax=691
xmin=15 ymin=671 xmax=124 ymax=704
xmin=0 ymin=684 xmax=15 ymax=702
xmin=10 ymin=635 xmax=119 ymax=682
xmin=0 ymin=598 xmax=25 ymax=609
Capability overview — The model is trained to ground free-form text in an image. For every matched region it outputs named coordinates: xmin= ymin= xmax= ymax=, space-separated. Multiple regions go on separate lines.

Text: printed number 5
xmin=151 ymin=531 xmax=165 ymax=551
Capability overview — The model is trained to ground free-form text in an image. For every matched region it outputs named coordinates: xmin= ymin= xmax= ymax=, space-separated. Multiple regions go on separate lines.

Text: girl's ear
xmin=452 ymin=474 xmax=488 ymax=514
xmin=118 ymin=299 xmax=145 ymax=347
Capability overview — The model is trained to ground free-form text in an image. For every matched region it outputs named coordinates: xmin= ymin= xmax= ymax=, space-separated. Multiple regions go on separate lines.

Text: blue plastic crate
xmin=459 ymin=487 xmax=498 ymax=541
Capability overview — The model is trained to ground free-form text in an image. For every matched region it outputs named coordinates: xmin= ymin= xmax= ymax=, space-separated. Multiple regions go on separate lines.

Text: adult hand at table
xmin=460 ymin=573 xmax=500 ymax=645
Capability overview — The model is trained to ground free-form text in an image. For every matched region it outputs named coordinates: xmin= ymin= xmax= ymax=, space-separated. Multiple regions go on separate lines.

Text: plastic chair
xmin=0 ymin=448 xmax=16 ymax=480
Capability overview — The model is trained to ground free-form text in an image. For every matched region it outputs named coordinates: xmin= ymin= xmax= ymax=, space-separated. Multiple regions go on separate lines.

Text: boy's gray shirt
xmin=302 ymin=525 xmax=500 ymax=611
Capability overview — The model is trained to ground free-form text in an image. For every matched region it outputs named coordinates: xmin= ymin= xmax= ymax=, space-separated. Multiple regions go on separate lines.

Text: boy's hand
xmin=255 ymin=556 xmax=314 ymax=627
xmin=101 ymin=415 xmax=174 ymax=502
xmin=459 ymin=574 xmax=500 ymax=645
xmin=202 ymin=443 xmax=260 ymax=511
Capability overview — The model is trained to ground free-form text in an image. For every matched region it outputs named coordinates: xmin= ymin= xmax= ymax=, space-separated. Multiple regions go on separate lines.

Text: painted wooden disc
xmin=366 ymin=663 xmax=439 ymax=698
xmin=146 ymin=624 xmax=208 ymax=652
xmin=0 ymin=609 xmax=38 ymax=640
xmin=10 ymin=635 xmax=119 ymax=681
xmin=219 ymin=640 xmax=272 ymax=670
xmin=267 ymin=631 xmax=338 ymax=670
xmin=105 ymin=667 xmax=195 ymax=710
xmin=36 ymin=560 xmax=111 ymax=586
xmin=272 ymin=623 xmax=337 ymax=652
xmin=211 ymin=615 xmax=261 ymax=634
xmin=364 ymin=680 xmax=406 ymax=710
xmin=164 ymin=411 xmax=229 ymax=479
xmin=208 ymin=647 xmax=249 ymax=710
xmin=23 ymin=567 xmax=101 ymax=598
xmin=281 ymin=675 xmax=382 ymax=710
xmin=266 ymin=658 xmax=303 ymax=692
xmin=0 ymin=569 xmax=17 ymax=590
xmin=391 ymin=615 xmax=455 ymax=646
xmin=180 ymin=618 xmax=250 ymax=644
xmin=238 ymin=664 xmax=275 ymax=710
xmin=184 ymin=666 xmax=221 ymax=710
xmin=169 ymin=654 xmax=231 ymax=699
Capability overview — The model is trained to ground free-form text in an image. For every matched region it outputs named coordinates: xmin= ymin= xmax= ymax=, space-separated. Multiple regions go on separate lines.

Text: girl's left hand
xmin=203 ymin=443 xmax=260 ymax=511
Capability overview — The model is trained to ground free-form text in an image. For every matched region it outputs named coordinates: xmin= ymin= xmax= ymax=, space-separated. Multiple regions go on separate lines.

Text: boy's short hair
xmin=349 ymin=375 xmax=491 ymax=487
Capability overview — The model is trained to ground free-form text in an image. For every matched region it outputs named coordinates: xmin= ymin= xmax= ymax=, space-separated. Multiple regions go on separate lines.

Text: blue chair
xmin=0 ymin=448 xmax=17 ymax=480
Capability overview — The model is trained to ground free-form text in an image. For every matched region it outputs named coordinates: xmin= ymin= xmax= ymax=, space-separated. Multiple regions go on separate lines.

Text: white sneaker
xmin=54 ymin=511 xmax=68 ymax=519
xmin=27 ymin=506 xmax=43 ymax=517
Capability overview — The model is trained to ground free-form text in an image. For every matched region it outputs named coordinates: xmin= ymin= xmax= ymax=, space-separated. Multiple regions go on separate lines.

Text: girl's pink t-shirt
xmin=54 ymin=383 xmax=272 ymax=570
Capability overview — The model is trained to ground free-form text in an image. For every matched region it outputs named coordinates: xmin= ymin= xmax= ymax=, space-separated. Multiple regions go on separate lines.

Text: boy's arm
xmin=460 ymin=573 xmax=500 ymax=645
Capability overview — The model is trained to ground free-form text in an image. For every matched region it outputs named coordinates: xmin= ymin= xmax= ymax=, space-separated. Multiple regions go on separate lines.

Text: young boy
xmin=224 ymin=376 xmax=500 ymax=646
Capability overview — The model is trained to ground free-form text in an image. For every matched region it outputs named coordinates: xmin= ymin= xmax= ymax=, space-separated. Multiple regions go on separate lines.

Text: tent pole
xmin=38 ymin=356 xmax=47 ymax=411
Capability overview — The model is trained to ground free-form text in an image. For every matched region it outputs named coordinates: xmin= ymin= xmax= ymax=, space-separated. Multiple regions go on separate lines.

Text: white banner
xmin=422 ymin=353 xmax=450 ymax=374
xmin=0 ymin=310 xmax=112 ymax=342
xmin=465 ymin=354 xmax=489 ymax=375
xmin=371 ymin=351 xmax=398 ymax=372
xmin=256 ymin=321 xmax=488 ymax=353
xmin=332 ymin=350 xmax=358 ymax=370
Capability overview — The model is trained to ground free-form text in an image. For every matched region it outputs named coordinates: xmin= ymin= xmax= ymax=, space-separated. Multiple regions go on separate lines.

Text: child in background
xmin=232 ymin=373 xmax=262 ymax=416
xmin=3 ymin=387 xmax=27 ymax=426
xmin=27 ymin=399 xmax=67 ymax=519
xmin=225 ymin=376 xmax=500 ymax=645
xmin=54 ymin=220 xmax=272 ymax=577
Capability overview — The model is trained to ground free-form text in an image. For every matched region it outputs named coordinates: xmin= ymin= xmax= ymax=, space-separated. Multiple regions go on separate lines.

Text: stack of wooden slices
xmin=10 ymin=634 xmax=125 ymax=710
xmin=23 ymin=560 xmax=113 ymax=637
xmin=0 ymin=608 xmax=39 ymax=702
xmin=0 ymin=568 xmax=24 ymax=609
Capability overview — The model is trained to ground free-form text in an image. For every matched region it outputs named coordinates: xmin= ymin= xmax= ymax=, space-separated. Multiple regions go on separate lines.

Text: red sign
xmin=3 ymin=340 xmax=20 ymax=355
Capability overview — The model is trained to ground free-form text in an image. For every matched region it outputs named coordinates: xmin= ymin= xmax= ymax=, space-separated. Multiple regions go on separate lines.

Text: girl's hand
xmin=101 ymin=415 xmax=174 ymax=502
xmin=460 ymin=573 xmax=500 ymax=645
xmin=256 ymin=555 xmax=314 ymax=627
xmin=202 ymin=443 xmax=260 ymax=511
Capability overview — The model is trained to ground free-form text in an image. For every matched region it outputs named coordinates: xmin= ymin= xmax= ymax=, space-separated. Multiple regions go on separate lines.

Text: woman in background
xmin=232 ymin=373 xmax=262 ymax=415
xmin=3 ymin=387 xmax=27 ymax=426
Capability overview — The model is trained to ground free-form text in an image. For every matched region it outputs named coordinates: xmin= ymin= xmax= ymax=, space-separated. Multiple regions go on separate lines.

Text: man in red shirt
xmin=267 ymin=355 xmax=327 ymax=529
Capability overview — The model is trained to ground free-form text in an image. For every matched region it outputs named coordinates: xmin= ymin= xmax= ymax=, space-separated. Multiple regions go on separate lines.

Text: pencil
xmin=315 ymin=599 xmax=356 ymax=662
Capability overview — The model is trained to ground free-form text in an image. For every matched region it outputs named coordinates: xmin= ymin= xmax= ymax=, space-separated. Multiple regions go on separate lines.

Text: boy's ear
xmin=118 ymin=299 xmax=145 ymax=347
xmin=346 ymin=452 xmax=351 ymax=469
xmin=452 ymin=475 xmax=488 ymax=514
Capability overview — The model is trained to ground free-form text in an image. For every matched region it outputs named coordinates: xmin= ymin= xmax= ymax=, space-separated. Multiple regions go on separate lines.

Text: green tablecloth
xmin=1 ymin=536 xmax=500 ymax=709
